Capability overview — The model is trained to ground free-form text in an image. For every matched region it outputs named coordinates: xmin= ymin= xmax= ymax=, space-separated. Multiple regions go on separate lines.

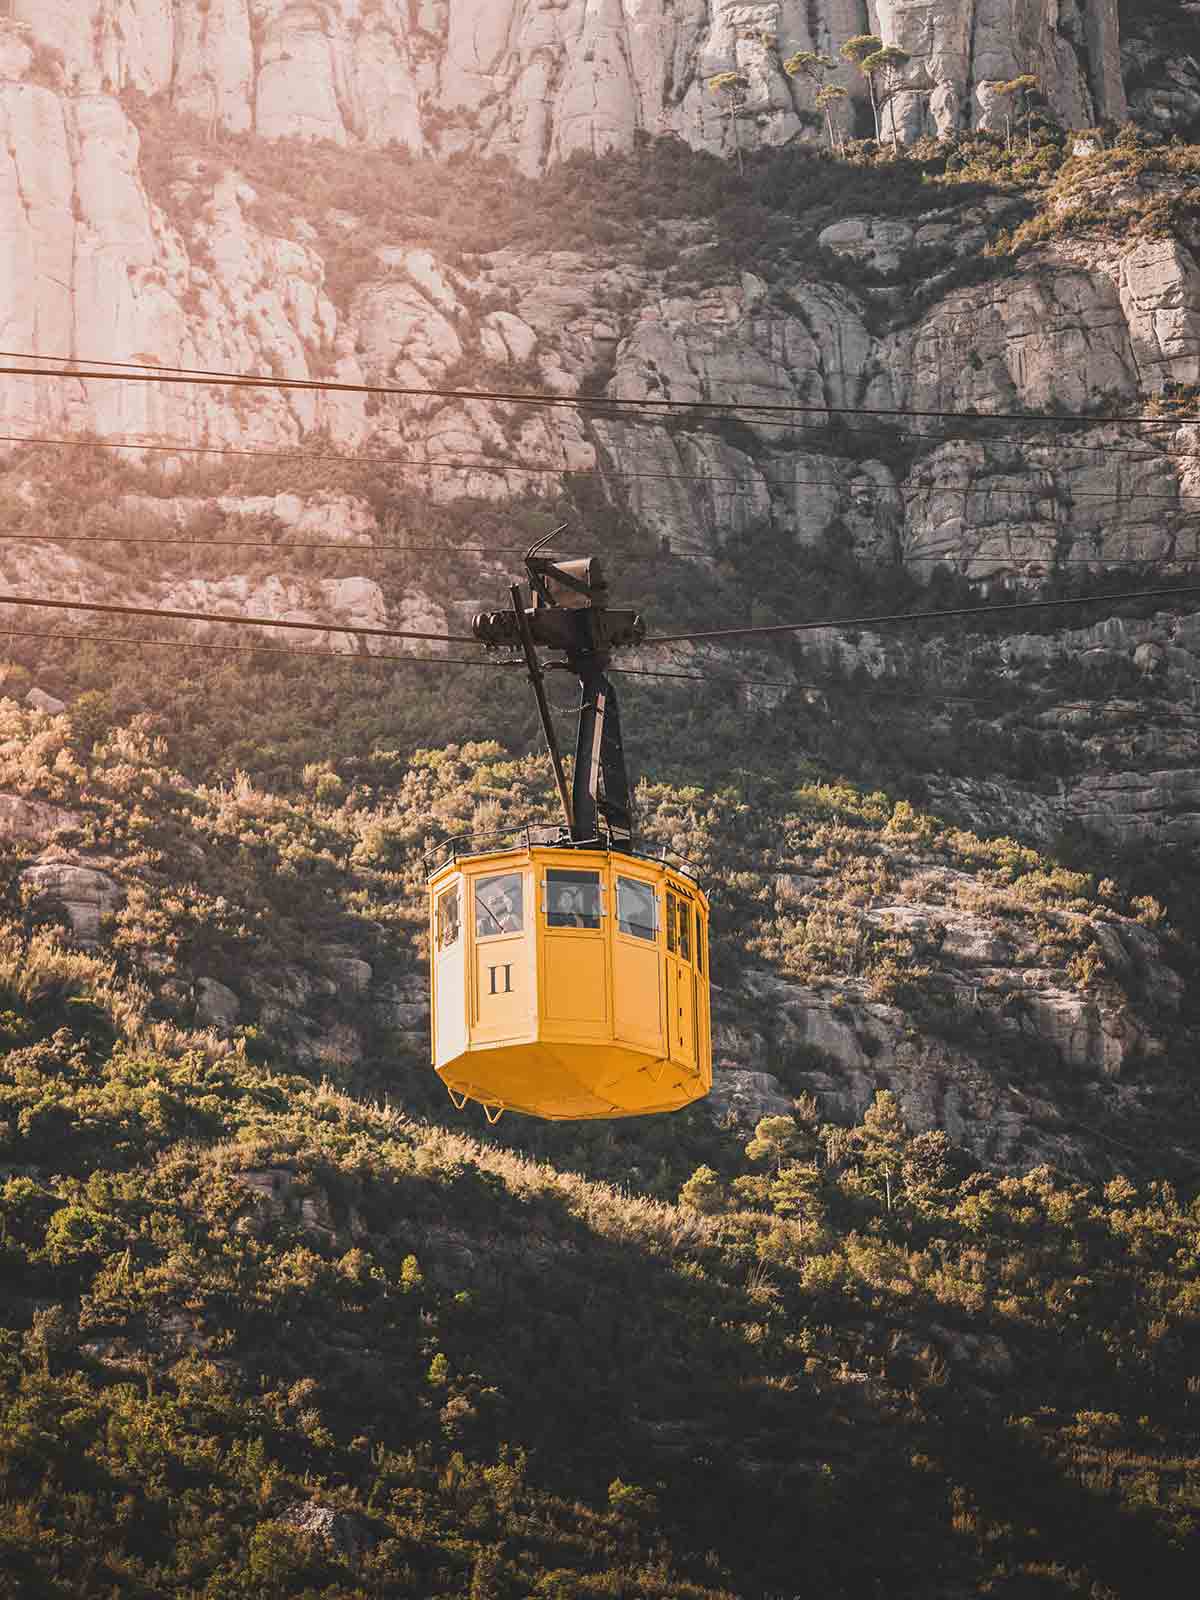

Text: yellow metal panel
xmin=437 ymin=1040 xmax=707 ymax=1120
xmin=542 ymin=934 xmax=609 ymax=1032
xmin=613 ymin=934 xmax=662 ymax=1051
xmin=429 ymin=843 xmax=712 ymax=1121
xmin=472 ymin=931 xmax=534 ymax=1041
xmin=668 ymin=959 xmax=697 ymax=1070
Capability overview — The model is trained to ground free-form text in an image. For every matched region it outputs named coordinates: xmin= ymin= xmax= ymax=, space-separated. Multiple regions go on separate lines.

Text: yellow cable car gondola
xmin=426 ymin=535 xmax=712 ymax=1121
xmin=429 ymin=839 xmax=711 ymax=1119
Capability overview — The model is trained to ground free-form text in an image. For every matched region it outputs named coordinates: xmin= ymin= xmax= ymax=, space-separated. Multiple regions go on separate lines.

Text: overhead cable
xmin=0 ymin=625 xmax=795 ymax=693
xmin=0 ymin=590 xmax=478 ymax=644
xmin=0 ymin=625 xmax=1063 ymax=705
xmin=0 ymin=525 xmax=540 ymax=558
xmin=5 ymin=581 xmax=1200 ymax=660
xmin=611 ymin=665 xmax=796 ymax=688
xmin=0 ymin=524 xmax=1191 ymax=578
xmin=0 ymin=622 xmax=1012 ymax=699
xmin=4 ymin=426 xmax=1200 ymax=526
xmin=642 ymin=583 xmax=1200 ymax=645
xmin=2 ymin=352 xmax=1195 ymax=430
xmin=0 ymin=624 xmax=507 ymax=669
xmin=7 ymin=419 xmax=1200 ymax=477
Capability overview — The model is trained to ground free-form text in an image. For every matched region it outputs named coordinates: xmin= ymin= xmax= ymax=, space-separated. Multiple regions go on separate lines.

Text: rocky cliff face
xmin=0 ymin=7 xmax=1198 ymax=837
xmin=4 ymin=115 xmax=1200 ymax=666
xmin=8 ymin=1 xmax=1129 ymax=174
xmin=2 ymin=0 xmax=1200 ymax=1179
xmin=0 ymin=5 xmax=1189 ymax=476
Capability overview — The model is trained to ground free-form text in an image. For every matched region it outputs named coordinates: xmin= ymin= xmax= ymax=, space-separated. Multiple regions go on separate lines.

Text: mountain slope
xmin=4 ymin=4 xmax=1200 ymax=1594
xmin=1 ymin=711 xmax=1200 ymax=1597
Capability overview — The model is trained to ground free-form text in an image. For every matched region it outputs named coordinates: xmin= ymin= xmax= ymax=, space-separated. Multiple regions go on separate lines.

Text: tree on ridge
xmin=783 ymin=49 xmax=846 ymax=151
xmin=840 ymin=33 xmax=885 ymax=140
xmin=708 ymin=70 xmax=750 ymax=174
xmin=994 ymin=73 xmax=1042 ymax=151
xmin=862 ymin=44 xmax=913 ymax=151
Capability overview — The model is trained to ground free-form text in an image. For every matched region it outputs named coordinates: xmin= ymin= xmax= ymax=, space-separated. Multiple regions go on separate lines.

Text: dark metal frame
xmin=473 ymin=533 xmax=644 ymax=855
xmin=423 ymin=825 xmax=701 ymax=884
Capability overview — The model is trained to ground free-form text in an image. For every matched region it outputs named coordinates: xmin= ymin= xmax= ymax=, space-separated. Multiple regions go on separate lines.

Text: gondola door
xmin=665 ymin=888 xmax=697 ymax=1073
xmin=433 ymin=878 xmax=467 ymax=1068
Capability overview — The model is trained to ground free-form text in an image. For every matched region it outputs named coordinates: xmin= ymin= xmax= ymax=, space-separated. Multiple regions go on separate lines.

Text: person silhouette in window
xmin=549 ymin=882 xmax=601 ymax=928
xmin=550 ymin=884 xmax=585 ymax=927
xmin=479 ymin=885 xmax=520 ymax=935
xmin=619 ymin=880 xmax=656 ymax=940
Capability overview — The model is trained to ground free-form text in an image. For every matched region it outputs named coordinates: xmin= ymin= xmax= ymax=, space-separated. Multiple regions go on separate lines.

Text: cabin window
xmin=677 ymin=897 xmax=692 ymax=962
xmin=546 ymin=869 xmax=602 ymax=929
xmin=695 ymin=913 xmax=705 ymax=975
xmin=666 ymin=891 xmax=677 ymax=953
xmin=436 ymin=884 xmax=460 ymax=950
xmin=617 ymin=877 xmax=656 ymax=941
xmin=475 ymin=873 xmax=524 ymax=937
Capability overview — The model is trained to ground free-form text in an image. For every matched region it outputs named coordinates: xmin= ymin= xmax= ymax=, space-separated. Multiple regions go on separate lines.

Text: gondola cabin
xmin=429 ymin=841 xmax=712 ymax=1120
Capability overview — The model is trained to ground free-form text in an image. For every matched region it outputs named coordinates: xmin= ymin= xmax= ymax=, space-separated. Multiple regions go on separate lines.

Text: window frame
xmin=474 ymin=871 xmax=526 ymax=940
xmin=436 ymin=882 xmax=461 ymax=952
xmin=616 ymin=875 xmax=658 ymax=943
xmin=544 ymin=867 xmax=604 ymax=931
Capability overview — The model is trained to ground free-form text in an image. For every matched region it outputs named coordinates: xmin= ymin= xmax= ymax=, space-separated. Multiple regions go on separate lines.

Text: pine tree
xmin=862 ymin=45 xmax=912 ymax=151
xmin=708 ymin=71 xmax=750 ymax=175
xmin=746 ymin=1113 xmax=801 ymax=1172
xmin=678 ymin=1164 xmax=726 ymax=1214
xmin=840 ymin=34 xmax=884 ymax=140
xmin=816 ymin=84 xmax=850 ymax=153
xmin=994 ymin=73 xmax=1041 ymax=151
xmin=856 ymin=1089 xmax=909 ymax=1210
xmin=783 ymin=50 xmax=842 ymax=151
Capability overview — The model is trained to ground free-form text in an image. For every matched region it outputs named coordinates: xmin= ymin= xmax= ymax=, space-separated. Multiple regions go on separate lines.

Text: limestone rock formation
xmin=1122 ymin=1 xmax=1200 ymax=139
xmin=713 ymin=890 xmax=1182 ymax=1177
xmin=0 ymin=5 xmax=1193 ymax=621
xmin=156 ymin=573 xmax=392 ymax=652
xmin=20 ymin=859 xmax=124 ymax=945
xmin=707 ymin=1065 xmax=795 ymax=1126
xmin=0 ymin=794 xmax=81 ymax=843
xmin=875 ymin=0 xmax=1126 ymax=143
xmin=24 ymin=688 xmax=67 ymax=715
xmin=5 ymin=2 xmax=1130 ymax=172
xmin=195 ymin=975 xmax=240 ymax=1030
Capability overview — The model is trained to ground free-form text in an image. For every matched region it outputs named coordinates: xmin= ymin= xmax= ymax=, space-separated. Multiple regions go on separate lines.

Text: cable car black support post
xmin=476 ymin=531 xmax=644 ymax=851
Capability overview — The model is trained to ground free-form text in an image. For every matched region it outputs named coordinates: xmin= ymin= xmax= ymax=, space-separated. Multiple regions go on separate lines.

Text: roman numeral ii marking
xmin=488 ymin=964 xmax=513 ymax=995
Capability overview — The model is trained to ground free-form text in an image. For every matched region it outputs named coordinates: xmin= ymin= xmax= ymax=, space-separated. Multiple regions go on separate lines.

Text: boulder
xmin=330 ymin=957 xmax=372 ymax=997
xmin=0 ymin=794 xmax=80 ymax=842
xmin=25 ymin=688 xmax=67 ymax=715
xmin=195 ymin=978 xmax=240 ymax=1031
xmin=20 ymin=860 xmax=122 ymax=946
xmin=930 ymin=1323 xmax=1015 ymax=1380
xmin=279 ymin=1503 xmax=377 ymax=1558
xmin=707 ymin=1068 xmax=794 ymax=1127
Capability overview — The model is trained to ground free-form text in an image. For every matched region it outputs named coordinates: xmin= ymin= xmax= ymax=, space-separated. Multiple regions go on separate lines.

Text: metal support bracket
xmin=510 ymin=582 xmax=574 ymax=834
xmin=572 ymin=663 xmax=634 ymax=849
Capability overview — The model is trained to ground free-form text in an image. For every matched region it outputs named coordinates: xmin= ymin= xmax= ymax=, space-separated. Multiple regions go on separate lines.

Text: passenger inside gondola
xmin=617 ymin=877 xmax=656 ymax=941
xmin=477 ymin=875 xmax=523 ymax=935
xmin=547 ymin=870 xmax=602 ymax=929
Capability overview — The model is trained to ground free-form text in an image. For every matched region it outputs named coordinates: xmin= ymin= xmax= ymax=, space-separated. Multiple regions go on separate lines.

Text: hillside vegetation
xmin=0 ymin=698 xmax=1199 ymax=1595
